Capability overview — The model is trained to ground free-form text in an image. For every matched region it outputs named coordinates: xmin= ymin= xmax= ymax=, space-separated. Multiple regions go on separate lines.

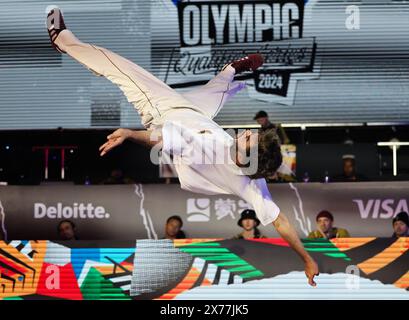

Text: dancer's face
xmin=235 ymin=130 xmax=259 ymax=167
xmin=237 ymin=130 xmax=259 ymax=153
xmin=236 ymin=130 xmax=258 ymax=167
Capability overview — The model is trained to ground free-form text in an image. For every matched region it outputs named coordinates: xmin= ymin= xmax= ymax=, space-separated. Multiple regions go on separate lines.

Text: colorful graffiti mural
xmin=0 ymin=238 xmax=408 ymax=300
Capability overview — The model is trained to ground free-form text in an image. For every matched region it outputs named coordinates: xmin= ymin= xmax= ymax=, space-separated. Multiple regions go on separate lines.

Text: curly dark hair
xmin=248 ymin=129 xmax=283 ymax=179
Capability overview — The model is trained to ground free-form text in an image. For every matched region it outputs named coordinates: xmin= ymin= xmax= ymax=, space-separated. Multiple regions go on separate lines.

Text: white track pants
xmin=55 ymin=30 xmax=246 ymax=129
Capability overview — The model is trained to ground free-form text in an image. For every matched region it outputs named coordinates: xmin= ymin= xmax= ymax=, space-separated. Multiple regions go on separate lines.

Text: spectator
xmin=164 ymin=215 xmax=186 ymax=240
xmin=392 ymin=211 xmax=409 ymax=238
xmin=57 ymin=220 xmax=78 ymax=240
xmin=253 ymin=110 xmax=290 ymax=144
xmin=233 ymin=209 xmax=266 ymax=239
xmin=308 ymin=210 xmax=350 ymax=239
xmin=102 ymin=168 xmax=134 ymax=184
xmin=332 ymin=155 xmax=368 ymax=182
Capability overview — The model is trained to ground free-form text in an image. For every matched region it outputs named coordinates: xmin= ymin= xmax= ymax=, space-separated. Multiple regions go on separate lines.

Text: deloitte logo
xmin=34 ymin=203 xmax=110 ymax=219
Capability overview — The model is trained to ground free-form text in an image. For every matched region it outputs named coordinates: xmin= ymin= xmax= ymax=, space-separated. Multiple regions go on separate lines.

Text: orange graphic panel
xmin=394 ymin=271 xmax=409 ymax=289
xmin=331 ymin=238 xmax=376 ymax=251
xmin=358 ymin=237 xmax=409 ymax=275
xmin=157 ymin=266 xmax=211 ymax=300
xmin=0 ymin=241 xmax=47 ymax=299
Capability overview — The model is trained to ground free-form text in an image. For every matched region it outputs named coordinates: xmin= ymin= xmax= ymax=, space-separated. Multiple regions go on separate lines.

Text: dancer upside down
xmin=46 ymin=6 xmax=319 ymax=286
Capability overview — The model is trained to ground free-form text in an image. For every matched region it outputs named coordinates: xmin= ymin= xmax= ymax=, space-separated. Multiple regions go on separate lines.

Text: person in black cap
xmin=392 ymin=211 xmax=409 ymax=238
xmin=254 ymin=110 xmax=290 ymax=144
xmin=233 ymin=209 xmax=266 ymax=239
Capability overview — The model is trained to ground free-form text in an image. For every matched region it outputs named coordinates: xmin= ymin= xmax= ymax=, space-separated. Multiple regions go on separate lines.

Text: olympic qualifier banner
xmin=0 ymin=182 xmax=408 ymax=240
xmin=152 ymin=0 xmax=320 ymax=106
xmin=150 ymin=0 xmax=409 ymax=127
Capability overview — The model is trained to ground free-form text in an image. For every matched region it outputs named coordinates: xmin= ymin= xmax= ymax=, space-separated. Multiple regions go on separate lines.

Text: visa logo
xmin=352 ymin=199 xmax=408 ymax=219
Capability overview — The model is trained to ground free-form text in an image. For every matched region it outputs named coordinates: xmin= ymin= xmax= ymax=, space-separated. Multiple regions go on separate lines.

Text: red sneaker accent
xmin=231 ymin=54 xmax=264 ymax=74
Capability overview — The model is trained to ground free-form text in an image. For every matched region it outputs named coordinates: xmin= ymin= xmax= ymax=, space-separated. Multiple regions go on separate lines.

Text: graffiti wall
xmin=0 ymin=238 xmax=408 ymax=300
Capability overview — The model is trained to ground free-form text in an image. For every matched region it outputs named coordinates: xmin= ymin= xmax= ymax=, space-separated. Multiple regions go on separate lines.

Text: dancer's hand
xmin=99 ymin=128 xmax=131 ymax=156
xmin=305 ymin=257 xmax=319 ymax=287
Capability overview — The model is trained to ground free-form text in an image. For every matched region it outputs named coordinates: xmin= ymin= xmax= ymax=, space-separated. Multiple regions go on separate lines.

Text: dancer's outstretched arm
xmin=272 ymin=213 xmax=319 ymax=286
xmin=241 ymin=179 xmax=319 ymax=286
xmin=99 ymin=128 xmax=162 ymax=156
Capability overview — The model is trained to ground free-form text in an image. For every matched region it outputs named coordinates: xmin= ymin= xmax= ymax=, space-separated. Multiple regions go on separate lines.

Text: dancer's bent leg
xmin=55 ymin=30 xmax=198 ymax=128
